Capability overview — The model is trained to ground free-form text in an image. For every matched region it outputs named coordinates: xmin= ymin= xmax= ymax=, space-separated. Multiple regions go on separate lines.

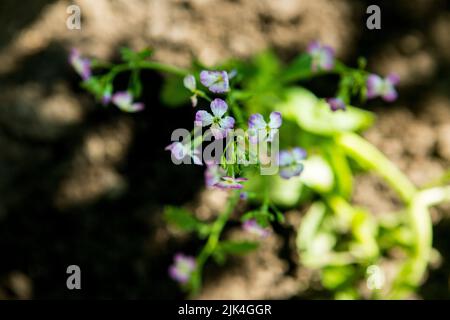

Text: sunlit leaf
xmin=277 ymin=88 xmax=375 ymax=136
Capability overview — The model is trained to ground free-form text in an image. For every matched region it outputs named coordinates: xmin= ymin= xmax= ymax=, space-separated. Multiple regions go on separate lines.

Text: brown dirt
xmin=0 ymin=0 xmax=448 ymax=299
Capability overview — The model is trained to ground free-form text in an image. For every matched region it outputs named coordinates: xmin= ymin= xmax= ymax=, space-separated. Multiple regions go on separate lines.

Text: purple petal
xmin=366 ymin=74 xmax=383 ymax=99
xmin=386 ymin=73 xmax=400 ymax=86
xmin=307 ymin=41 xmax=321 ymax=54
xmin=195 ymin=110 xmax=214 ymax=127
xmin=382 ymin=87 xmax=398 ymax=102
xmin=214 ymin=176 xmax=245 ymax=189
xmin=242 ymin=220 xmax=270 ymax=238
xmin=278 ymin=150 xmax=293 ymax=167
xmin=101 ymin=92 xmax=112 ymax=105
xmin=165 ymin=142 xmax=186 ymax=160
xmin=200 ymin=71 xmax=229 ymax=93
xmin=219 ymin=116 xmax=235 ymax=129
xmin=326 ymin=98 xmax=346 ymax=112
xmin=320 ymin=46 xmax=335 ymax=70
xmin=248 ymin=129 xmax=259 ymax=144
xmin=292 ymin=147 xmax=307 ymax=161
xmin=169 ymin=265 xmax=188 ymax=283
xmin=200 ymin=71 xmax=219 ymax=87
xmin=268 ymin=111 xmax=282 ymax=129
xmin=69 ymin=48 xmax=91 ymax=81
xmin=210 ymin=98 xmax=228 ymax=118
xmin=128 ymin=102 xmax=144 ymax=112
xmin=210 ymin=124 xmax=226 ymax=139
xmin=183 ymin=75 xmax=196 ymax=91
xmin=280 ymin=164 xmax=304 ymax=179
xmin=205 ymin=162 xmax=224 ymax=187
xmin=169 ymin=253 xmax=196 ymax=284
xmin=248 ymin=113 xmax=266 ymax=129
xmin=112 ymin=91 xmax=132 ymax=108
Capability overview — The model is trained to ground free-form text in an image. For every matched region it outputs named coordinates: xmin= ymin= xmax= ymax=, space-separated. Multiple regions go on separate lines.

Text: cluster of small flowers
xmin=307 ymin=41 xmax=399 ymax=111
xmin=167 ymin=70 xmax=306 ymax=284
xmin=166 ymin=69 xmax=308 ymax=191
xmin=68 ymin=46 xmax=400 ymax=286
xmin=69 ymin=49 xmax=144 ymax=112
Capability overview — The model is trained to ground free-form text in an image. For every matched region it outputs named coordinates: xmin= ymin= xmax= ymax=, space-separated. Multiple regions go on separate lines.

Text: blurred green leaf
xmin=300 ymin=155 xmax=334 ymax=193
xmin=269 ymin=175 xmax=304 ymax=207
xmin=277 ymin=88 xmax=375 ymax=136
xmin=120 ymin=47 xmax=153 ymax=63
xmin=324 ymin=144 xmax=353 ymax=198
xmin=164 ymin=206 xmax=205 ymax=233
xmin=160 ymin=75 xmax=191 ymax=107
xmin=321 ymin=266 xmax=355 ymax=290
xmin=281 ymin=53 xmax=312 ymax=82
xmin=297 ymin=201 xmax=327 ymax=251
xmin=218 ymin=240 xmax=259 ymax=255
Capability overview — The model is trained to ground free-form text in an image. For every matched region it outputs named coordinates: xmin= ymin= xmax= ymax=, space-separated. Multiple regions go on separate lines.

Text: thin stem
xmin=105 ymin=60 xmax=189 ymax=83
xmin=136 ymin=61 xmax=189 ymax=76
xmin=190 ymin=191 xmax=240 ymax=295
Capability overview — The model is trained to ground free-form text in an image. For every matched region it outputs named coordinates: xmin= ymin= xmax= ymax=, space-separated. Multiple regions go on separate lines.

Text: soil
xmin=0 ymin=0 xmax=448 ymax=299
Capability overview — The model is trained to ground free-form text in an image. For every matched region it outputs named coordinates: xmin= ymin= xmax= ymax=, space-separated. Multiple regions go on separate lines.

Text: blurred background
xmin=0 ymin=0 xmax=449 ymax=299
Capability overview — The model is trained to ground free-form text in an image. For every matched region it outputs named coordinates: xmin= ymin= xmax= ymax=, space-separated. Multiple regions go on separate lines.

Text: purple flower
xmin=195 ymin=98 xmax=235 ymax=139
xmin=69 ymin=48 xmax=91 ymax=81
xmin=169 ymin=253 xmax=196 ymax=284
xmin=165 ymin=142 xmax=202 ymax=165
xmin=326 ymin=97 xmax=346 ymax=112
xmin=101 ymin=91 xmax=112 ymax=105
xmin=278 ymin=147 xmax=306 ymax=179
xmin=204 ymin=160 xmax=225 ymax=188
xmin=242 ymin=219 xmax=270 ymax=238
xmin=214 ymin=176 xmax=248 ymax=190
xmin=183 ymin=74 xmax=198 ymax=107
xmin=111 ymin=91 xmax=144 ymax=112
xmin=307 ymin=41 xmax=335 ymax=72
xmin=248 ymin=112 xmax=282 ymax=144
xmin=239 ymin=192 xmax=248 ymax=200
xmin=183 ymin=75 xmax=196 ymax=91
xmin=366 ymin=73 xmax=399 ymax=102
xmin=200 ymin=70 xmax=230 ymax=93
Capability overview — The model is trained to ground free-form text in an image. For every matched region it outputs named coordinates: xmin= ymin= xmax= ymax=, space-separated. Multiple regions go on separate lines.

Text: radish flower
xmin=195 ymin=98 xmax=235 ymax=139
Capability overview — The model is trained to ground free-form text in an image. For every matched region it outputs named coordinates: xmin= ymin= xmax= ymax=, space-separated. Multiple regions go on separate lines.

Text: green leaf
xmin=277 ymin=88 xmax=375 ymax=136
xmin=324 ymin=144 xmax=353 ymax=198
xmin=300 ymin=155 xmax=334 ymax=193
xmin=164 ymin=206 xmax=203 ymax=232
xmin=297 ymin=201 xmax=327 ymax=251
xmin=281 ymin=53 xmax=312 ymax=82
xmin=218 ymin=240 xmax=259 ymax=255
xmin=120 ymin=47 xmax=137 ymax=62
xmin=120 ymin=48 xmax=153 ymax=63
xmin=137 ymin=48 xmax=153 ymax=59
xmin=270 ymin=204 xmax=285 ymax=223
xmin=81 ymin=77 xmax=103 ymax=97
xmin=160 ymin=75 xmax=191 ymax=107
xmin=269 ymin=175 xmax=304 ymax=207
xmin=321 ymin=265 xmax=355 ymax=290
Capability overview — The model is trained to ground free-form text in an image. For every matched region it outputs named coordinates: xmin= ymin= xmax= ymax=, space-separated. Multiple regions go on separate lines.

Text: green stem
xmin=336 ymin=132 xmax=450 ymax=299
xmin=105 ymin=60 xmax=189 ymax=83
xmin=190 ymin=191 xmax=240 ymax=295
xmin=336 ymin=132 xmax=417 ymax=203
xmin=136 ymin=61 xmax=189 ymax=76
xmin=389 ymin=186 xmax=450 ymax=298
